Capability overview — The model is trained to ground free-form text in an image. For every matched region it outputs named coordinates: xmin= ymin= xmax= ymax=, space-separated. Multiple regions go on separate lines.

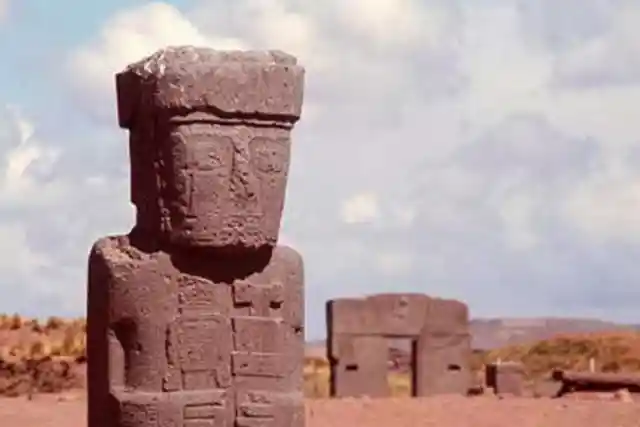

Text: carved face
xmin=157 ymin=120 xmax=292 ymax=249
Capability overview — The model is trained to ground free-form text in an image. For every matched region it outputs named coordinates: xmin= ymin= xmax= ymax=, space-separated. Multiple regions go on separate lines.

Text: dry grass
xmin=0 ymin=315 xmax=86 ymax=396
xmin=0 ymin=315 xmax=86 ymax=363
xmin=479 ymin=331 xmax=640 ymax=378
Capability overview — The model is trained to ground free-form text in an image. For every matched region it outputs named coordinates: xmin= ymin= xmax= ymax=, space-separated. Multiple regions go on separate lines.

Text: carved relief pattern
xmin=250 ymin=135 xmax=290 ymax=242
xmin=232 ymin=280 xmax=288 ymax=427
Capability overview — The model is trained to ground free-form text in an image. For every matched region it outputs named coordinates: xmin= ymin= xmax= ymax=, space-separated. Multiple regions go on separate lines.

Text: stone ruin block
xmin=553 ymin=369 xmax=640 ymax=396
xmin=87 ymin=46 xmax=306 ymax=427
xmin=485 ymin=361 xmax=525 ymax=397
xmin=326 ymin=294 xmax=471 ymax=398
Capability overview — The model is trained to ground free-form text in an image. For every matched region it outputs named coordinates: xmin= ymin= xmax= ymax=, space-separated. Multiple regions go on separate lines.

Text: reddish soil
xmin=2 ymin=393 xmax=640 ymax=427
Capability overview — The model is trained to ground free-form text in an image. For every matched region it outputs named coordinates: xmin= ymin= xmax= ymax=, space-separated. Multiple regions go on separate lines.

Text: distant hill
xmin=306 ymin=317 xmax=640 ymax=356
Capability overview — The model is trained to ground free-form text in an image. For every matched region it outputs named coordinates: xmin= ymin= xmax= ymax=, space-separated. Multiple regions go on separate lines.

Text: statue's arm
xmin=87 ymin=237 xmax=128 ymax=390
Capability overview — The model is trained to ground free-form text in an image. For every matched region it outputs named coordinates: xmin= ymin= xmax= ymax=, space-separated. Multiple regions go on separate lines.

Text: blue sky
xmin=2 ymin=0 xmax=640 ymax=340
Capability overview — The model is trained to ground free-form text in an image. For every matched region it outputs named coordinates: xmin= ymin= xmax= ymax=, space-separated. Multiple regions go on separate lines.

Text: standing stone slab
xmin=328 ymin=334 xmax=389 ymax=398
xmin=414 ymin=298 xmax=471 ymax=396
xmin=486 ymin=362 xmax=525 ymax=397
xmin=87 ymin=46 xmax=305 ymax=427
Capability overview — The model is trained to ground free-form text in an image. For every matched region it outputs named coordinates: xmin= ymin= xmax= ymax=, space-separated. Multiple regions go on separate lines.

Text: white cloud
xmin=0 ymin=224 xmax=50 ymax=278
xmin=66 ymin=2 xmax=245 ymax=120
xmin=460 ymin=4 xmax=554 ymax=130
xmin=562 ymin=165 xmax=640 ymax=243
xmin=554 ymin=3 xmax=640 ymax=87
xmin=188 ymin=0 xmax=456 ymax=56
xmin=216 ymin=1 xmax=323 ymax=67
xmin=389 ymin=205 xmax=417 ymax=228
xmin=0 ymin=108 xmax=62 ymax=314
xmin=341 ymin=192 xmax=380 ymax=224
xmin=497 ymin=193 xmax=540 ymax=251
xmin=443 ymin=2 xmax=640 ymax=249
xmin=544 ymin=86 xmax=640 ymax=148
xmin=327 ymin=0 xmax=448 ymax=50
xmin=0 ymin=106 xmax=61 ymax=206
xmin=374 ymin=249 xmax=414 ymax=276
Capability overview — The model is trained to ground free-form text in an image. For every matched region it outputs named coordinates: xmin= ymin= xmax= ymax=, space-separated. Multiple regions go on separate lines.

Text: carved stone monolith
xmin=87 ymin=46 xmax=305 ymax=427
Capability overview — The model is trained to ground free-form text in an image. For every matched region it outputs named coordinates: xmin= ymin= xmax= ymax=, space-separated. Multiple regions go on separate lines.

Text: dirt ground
xmin=2 ymin=392 xmax=640 ymax=427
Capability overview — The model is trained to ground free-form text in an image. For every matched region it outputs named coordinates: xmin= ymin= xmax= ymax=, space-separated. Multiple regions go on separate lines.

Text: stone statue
xmin=87 ymin=46 xmax=306 ymax=427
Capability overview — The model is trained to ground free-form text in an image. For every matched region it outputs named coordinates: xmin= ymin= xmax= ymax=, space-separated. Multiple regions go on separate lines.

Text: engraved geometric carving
xmin=233 ymin=317 xmax=285 ymax=353
xmin=169 ymin=314 xmax=233 ymax=390
xmin=233 ymin=282 xmax=284 ymax=317
xmin=181 ymin=390 xmax=229 ymax=427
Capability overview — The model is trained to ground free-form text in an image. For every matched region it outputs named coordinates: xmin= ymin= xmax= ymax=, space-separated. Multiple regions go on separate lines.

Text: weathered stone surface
xmin=485 ymin=362 xmax=525 ymax=397
xmin=328 ymin=335 xmax=389 ymax=398
xmin=87 ymin=47 xmax=305 ymax=427
xmin=326 ymin=294 xmax=471 ymax=398
xmin=415 ymin=324 xmax=471 ymax=396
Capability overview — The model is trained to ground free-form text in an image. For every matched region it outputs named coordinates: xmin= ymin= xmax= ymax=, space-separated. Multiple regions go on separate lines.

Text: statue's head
xmin=116 ymin=47 xmax=305 ymax=251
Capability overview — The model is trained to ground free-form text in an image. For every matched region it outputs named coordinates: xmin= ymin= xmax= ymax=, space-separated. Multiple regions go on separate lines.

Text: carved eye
xmin=170 ymin=125 xmax=232 ymax=171
xmin=192 ymin=136 xmax=232 ymax=171
xmin=205 ymin=150 xmax=225 ymax=169
xmin=252 ymin=138 xmax=288 ymax=173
